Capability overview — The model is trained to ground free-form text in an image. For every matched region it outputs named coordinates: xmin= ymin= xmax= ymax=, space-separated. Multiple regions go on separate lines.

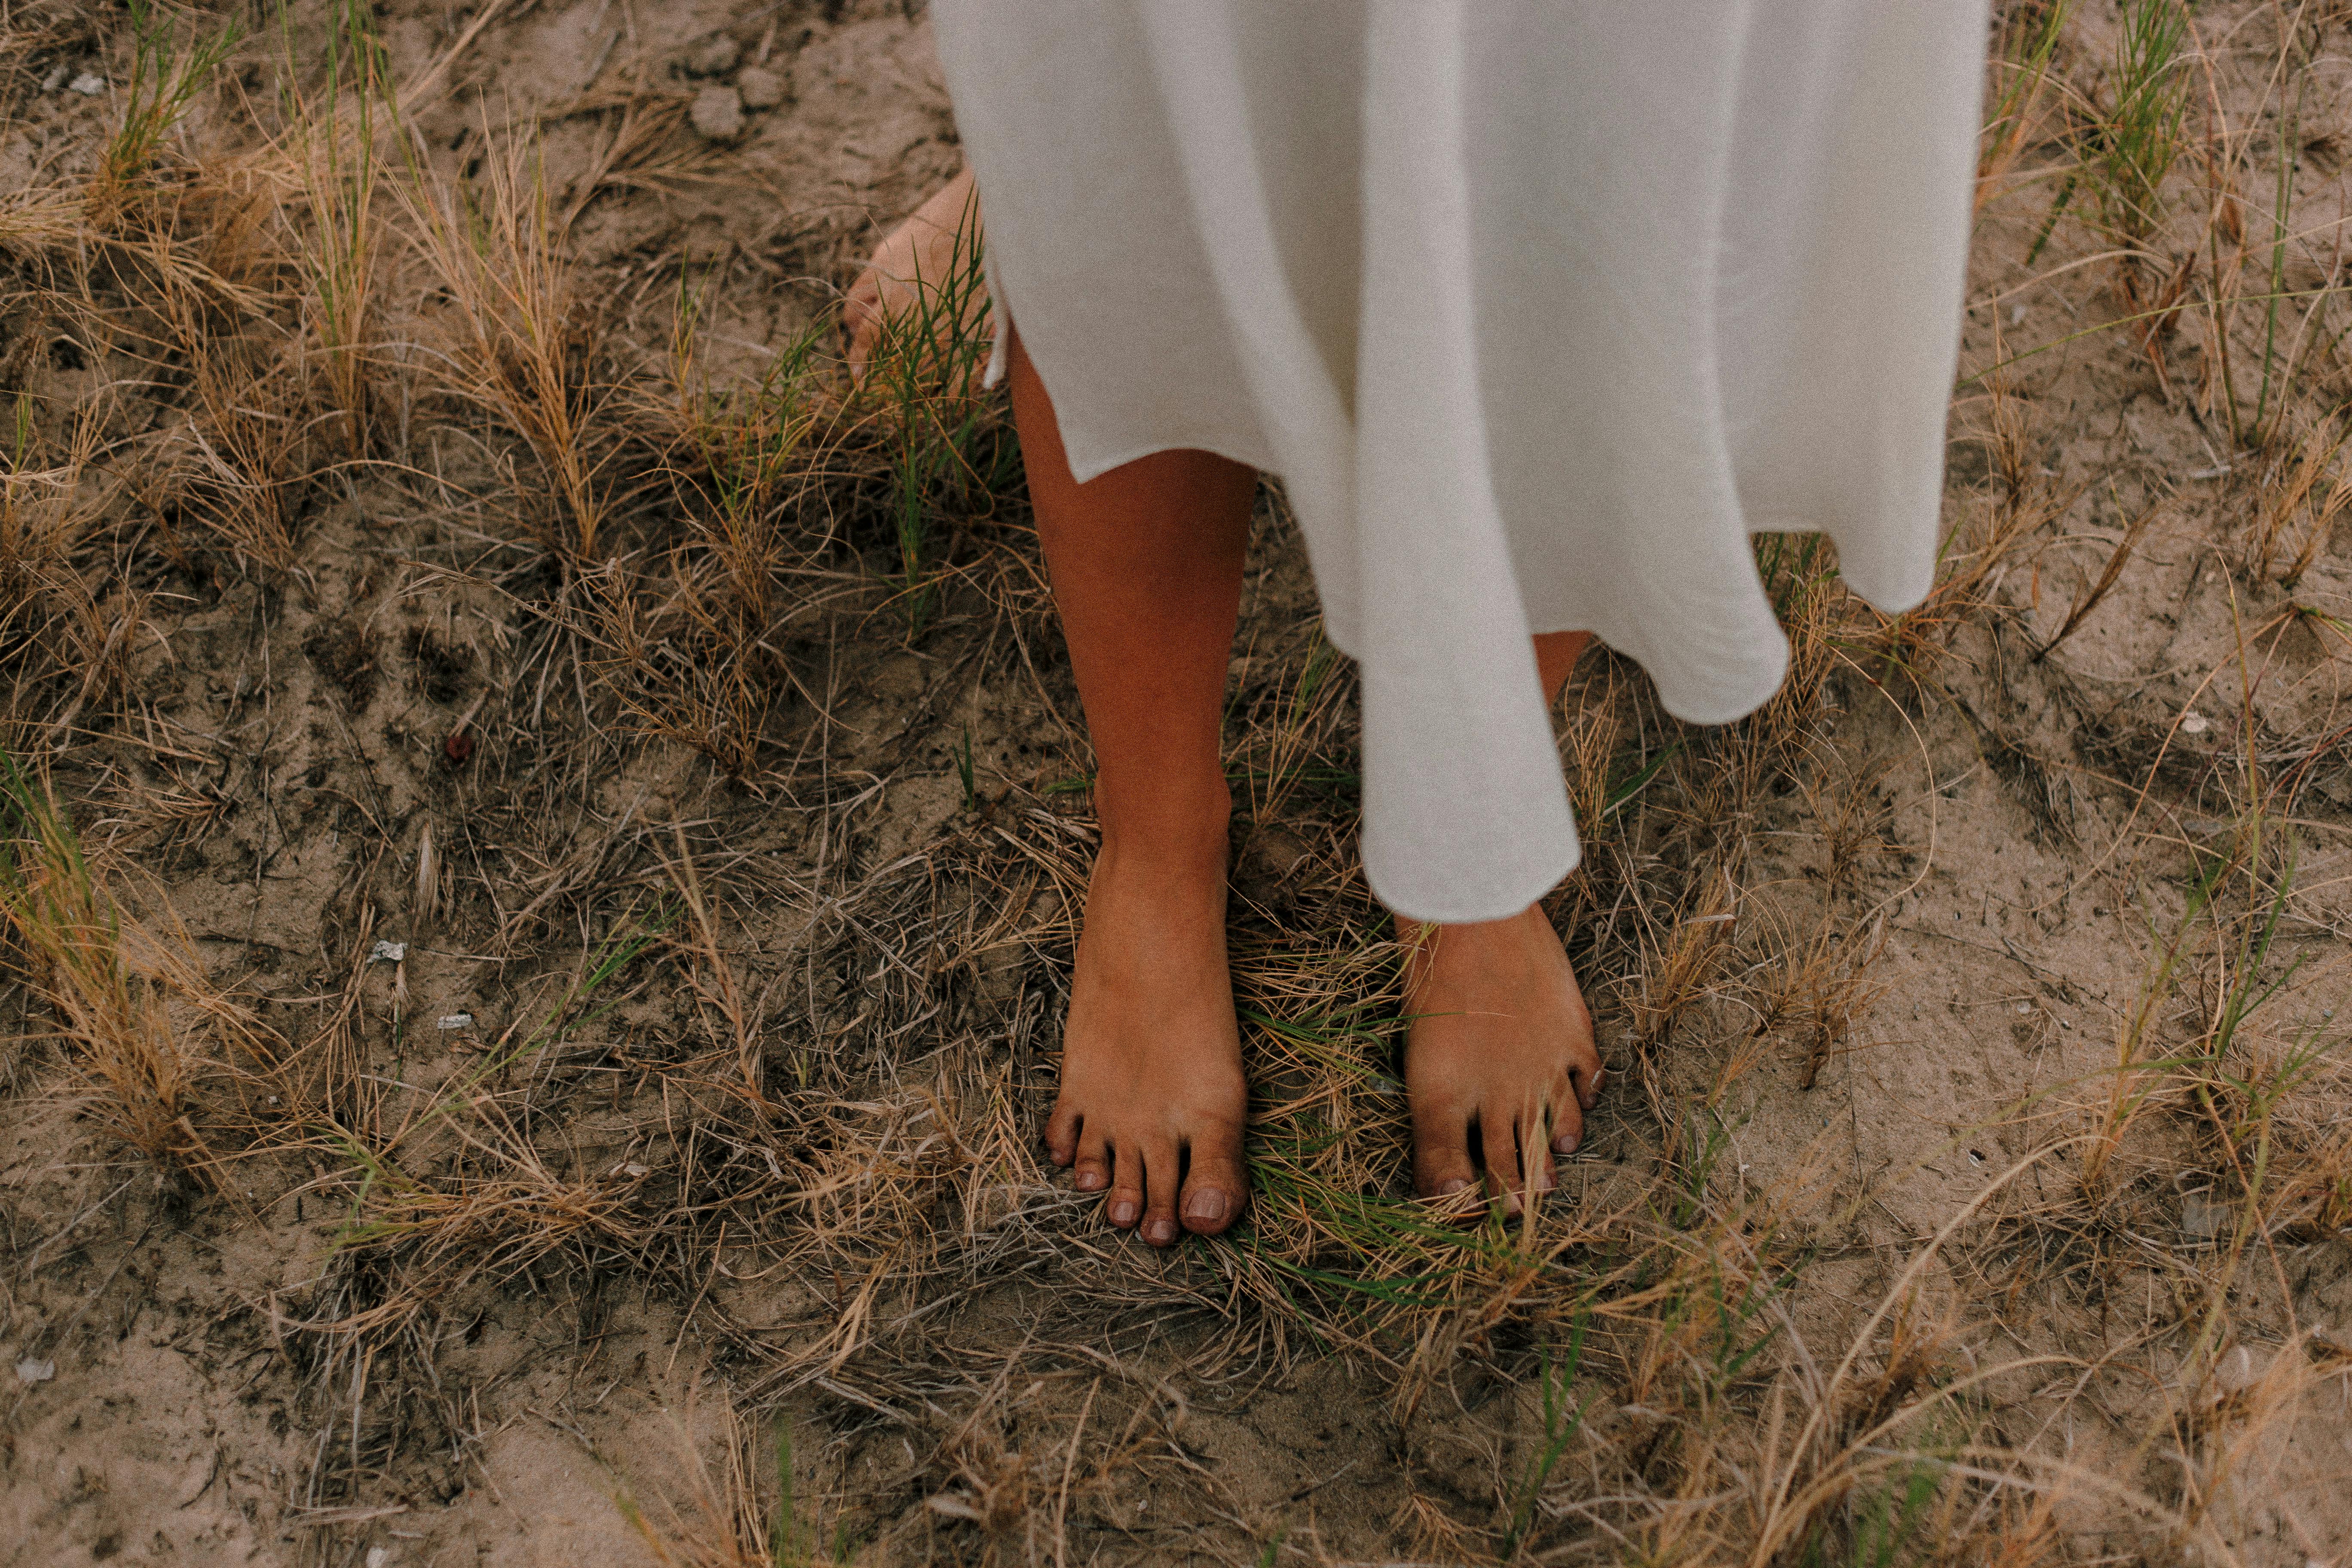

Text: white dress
xmin=929 ymin=1 xmax=1988 ymax=923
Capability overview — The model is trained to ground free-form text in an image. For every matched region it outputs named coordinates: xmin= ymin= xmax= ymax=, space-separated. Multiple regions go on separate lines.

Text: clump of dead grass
xmin=0 ymin=748 xmax=273 ymax=1190
xmin=615 ymin=1393 xmax=857 ymax=1568
xmin=0 ymin=391 xmax=141 ymax=746
xmin=400 ymin=131 xmax=622 ymax=562
xmin=90 ymin=0 xmax=244 ymax=224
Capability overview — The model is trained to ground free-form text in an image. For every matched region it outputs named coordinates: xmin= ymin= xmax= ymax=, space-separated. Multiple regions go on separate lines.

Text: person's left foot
xmin=1400 ymin=905 xmax=1605 ymax=1218
xmin=1041 ymin=814 xmax=1251 ymax=1246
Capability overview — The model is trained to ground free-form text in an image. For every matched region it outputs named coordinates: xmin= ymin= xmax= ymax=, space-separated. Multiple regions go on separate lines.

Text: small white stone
xmin=369 ymin=940 xmax=407 ymax=963
xmin=735 ymin=65 xmax=787 ymax=110
xmin=367 ymin=1550 xmax=393 ymax=1568
xmin=682 ymin=32 xmax=739 ymax=77
xmin=15 ymin=1358 xmax=55 ymax=1384
xmin=2182 ymin=1193 xmax=2228 ymax=1240
xmin=68 ymin=72 xmax=106 ymax=95
xmin=40 ymin=65 xmax=67 ymax=92
xmin=2214 ymin=1344 xmax=2267 ymax=1394
xmin=689 ymin=85 xmax=745 ymax=142
xmin=2179 ymin=712 xmax=2209 ymax=735
xmin=624 ymin=1163 xmax=648 ymax=1179
xmin=435 ymin=1013 xmax=473 ymax=1032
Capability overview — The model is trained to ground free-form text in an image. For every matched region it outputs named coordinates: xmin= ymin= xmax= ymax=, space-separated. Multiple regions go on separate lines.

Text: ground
xmin=2 ymin=2 xmax=2351 ymax=1565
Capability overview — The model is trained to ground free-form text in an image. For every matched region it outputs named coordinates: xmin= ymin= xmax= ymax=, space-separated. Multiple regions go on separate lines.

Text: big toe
xmin=1413 ymin=1104 xmax=1483 ymax=1222
xmin=1179 ymin=1145 xmax=1247 ymax=1237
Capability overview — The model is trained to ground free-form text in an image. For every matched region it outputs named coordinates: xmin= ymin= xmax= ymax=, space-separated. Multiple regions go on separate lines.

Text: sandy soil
xmin=3 ymin=3 xmax=2352 ymax=1566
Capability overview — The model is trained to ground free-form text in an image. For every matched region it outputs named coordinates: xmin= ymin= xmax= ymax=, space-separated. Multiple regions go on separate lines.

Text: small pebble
xmin=689 ymin=85 xmax=746 ymax=142
xmin=2214 ymin=1344 xmax=2267 ymax=1394
xmin=15 ymin=1358 xmax=55 ymax=1384
xmin=369 ymin=940 xmax=407 ymax=963
xmin=682 ymin=33 xmax=740 ymax=77
xmin=40 ymin=64 xmax=67 ymax=92
xmin=2179 ymin=711 xmax=2209 ymax=735
xmin=68 ymin=72 xmax=106 ymax=95
xmin=435 ymin=1013 xmax=473 ymax=1032
xmin=735 ymin=65 xmax=787 ymax=110
xmin=367 ymin=1550 xmax=393 ymax=1568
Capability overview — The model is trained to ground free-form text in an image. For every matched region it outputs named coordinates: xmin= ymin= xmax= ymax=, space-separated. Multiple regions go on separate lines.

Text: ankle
xmin=1093 ymin=778 xmax=1232 ymax=871
xmin=1396 ymin=905 xmax=1543 ymax=989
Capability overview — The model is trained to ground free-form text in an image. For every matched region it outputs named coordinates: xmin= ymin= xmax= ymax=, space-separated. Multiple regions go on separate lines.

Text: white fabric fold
xmin=931 ymin=0 xmax=1986 ymax=921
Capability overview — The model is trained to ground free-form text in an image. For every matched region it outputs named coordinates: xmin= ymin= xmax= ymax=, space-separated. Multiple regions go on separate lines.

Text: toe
xmin=1413 ymin=1097 xmax=1482 ymax=1221
xmin=1178 ymin=1133 xmax=1247 ymax=1237
xmin=1550 ymin=1088 xmax=1588 ymax=1157
xmin=1572 ymin=1057 xmax=1606 ymax=1114
xmin=1482 ymin=1099 xmax=1533 ymax=1213
xmin=1072 ymin=1123 xmax=1112 ymax=1195
xmin=1519 ymin=1109 xmax=1557 ymax=1199
xmin=1106 ymin=1141 xmax=1145 ymax=1230
xmin=1045 ymin=1099 xmax=1081 ymax=1167
xmin=1139 ymin=1136 xmax=1184 ymax=1248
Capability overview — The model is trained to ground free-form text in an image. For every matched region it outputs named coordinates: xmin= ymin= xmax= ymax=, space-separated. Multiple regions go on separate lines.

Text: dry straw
xmin=0 ymin=0 xmax=2346 ymax=1562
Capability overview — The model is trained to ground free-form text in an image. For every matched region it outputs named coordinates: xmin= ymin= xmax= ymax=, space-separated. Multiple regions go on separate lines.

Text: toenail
xmin=1145 ymin=1218 xmax=1176 ymax=1244
xmin=1553 ymin=1133 xmax=1578 ymax=1155
xmin=1075 ymin=1169 xmax=1107 ymax=1192
xmin=1436 ymin=1178 xmax=1470 ymax=1196
xmin=1183 ymin=1188 xmax=1228 ymax=1225
xmin=1109 ymin=1198 xmax=1139 ymax=1226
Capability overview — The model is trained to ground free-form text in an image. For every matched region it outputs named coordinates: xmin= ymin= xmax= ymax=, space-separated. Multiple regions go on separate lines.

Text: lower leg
xmin=1012 ymin=340 xmax=1254 ymax=862
xmin=1534 ymin=630 xmax=1592 ymax=706
xmin=1008 ymin=327 xmax=1258 ymax=1244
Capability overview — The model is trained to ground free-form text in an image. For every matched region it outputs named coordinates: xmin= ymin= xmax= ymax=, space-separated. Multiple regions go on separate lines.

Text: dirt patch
xmin=2 ymin=2 xmax=2351 ymax=1566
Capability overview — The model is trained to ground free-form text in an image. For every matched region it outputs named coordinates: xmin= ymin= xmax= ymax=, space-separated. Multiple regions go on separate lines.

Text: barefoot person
xmin=848 ymin=5 xmax=1988 ymax=1246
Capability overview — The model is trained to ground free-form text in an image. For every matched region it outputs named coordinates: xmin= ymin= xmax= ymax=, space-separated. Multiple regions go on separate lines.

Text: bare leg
xmin=1009 ymin=327 xmax=1256 ymax=1246
xmin=1012 ymin=309 xmax=1602 ymax=1230
xmin=873 ymin=181 xmax=1603 ymax=1230
xmin=1401 ymin=631 xmax=1608 ymax=1217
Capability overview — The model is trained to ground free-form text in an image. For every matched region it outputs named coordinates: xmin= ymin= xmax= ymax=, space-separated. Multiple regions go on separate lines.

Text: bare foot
xmin=1043 ymin=823 xmax=1250 ymax=1246
xmin=1401 ymin=905 xmax=1605 ymax=1218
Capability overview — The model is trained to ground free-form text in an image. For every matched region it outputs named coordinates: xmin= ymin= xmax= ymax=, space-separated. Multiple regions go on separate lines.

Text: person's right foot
xmin=1401 ymin=904 xmax=1605 ymax=1219
xmin=1042 ymin=822 xmax=1250 ymax=1246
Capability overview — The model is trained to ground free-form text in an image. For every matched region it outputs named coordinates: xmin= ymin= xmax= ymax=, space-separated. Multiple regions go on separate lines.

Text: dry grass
xmin=0 ymin=749 xmax=272 ymax=1191
xmin=0 ymin=389 xmax=137 ymax=747
xmin=400 ymin=128 xmax=622 ymax=562
xmin=0 ymin=2 xmax=2346 ymax=1565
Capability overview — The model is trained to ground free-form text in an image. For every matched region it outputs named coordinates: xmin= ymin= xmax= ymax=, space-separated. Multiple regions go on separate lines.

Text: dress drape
xmin=930 ymin=0 xmax=1987 ymax=921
